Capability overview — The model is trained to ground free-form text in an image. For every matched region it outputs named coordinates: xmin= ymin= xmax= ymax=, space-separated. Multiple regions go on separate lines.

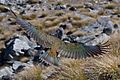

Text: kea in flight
xmin=8 ymin=8 xmax=110 ymax=66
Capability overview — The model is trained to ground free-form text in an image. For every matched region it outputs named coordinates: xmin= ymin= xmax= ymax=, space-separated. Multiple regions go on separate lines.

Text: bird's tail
xmin=33 ymin=50 xmax=60 ymax=66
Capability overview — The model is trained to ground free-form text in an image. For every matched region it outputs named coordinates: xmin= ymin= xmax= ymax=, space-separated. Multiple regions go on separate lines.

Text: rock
xmin=48 ymin=27 xmax=64 ymax=39
xmin=59 ymin=24 xmax=67 ymax=29
xmin=1 ymin=75 xmax=13 ymax=80
xmin=113 ymin=24 xmax=119 ymax=29
xmin=12 ymin=61 xmax=24 ymax=71
xmin=12 ymin=35 xmax=37 ymax=54
xmin=87 ymin=33 xmax=110 ymax=45
xmin=12 ymin=61 xmax=34 ymax=73
xmin=77 ymin=16 xmax=115 ymax=36
xmin=54 ymin=5 xmax=66 ymax=10
xmin=69 ymin=6 xmax=76 ymax=11
xmin=1 ymin=34 xmax=37 ymax=62
xmin=102 ymin=27 xmax=112 ymax=35
xmin=97 ymin=16 xmax=114 ymax=28
xmin=118 ymin=14 xmax=120 ymax=17
xmin=0 ymin=67 xmax=14 ymax=78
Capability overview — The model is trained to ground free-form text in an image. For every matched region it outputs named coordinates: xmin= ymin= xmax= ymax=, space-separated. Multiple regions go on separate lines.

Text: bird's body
xmin=9 ymin=9 xmax=110 ymax=66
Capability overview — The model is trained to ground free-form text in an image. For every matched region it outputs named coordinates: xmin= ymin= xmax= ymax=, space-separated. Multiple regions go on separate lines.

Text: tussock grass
xmin=110 ymin=32 xmax=120 ymax=56
xmin=85 ymin=54 xmax=120 ymax=80
xmin=55 ymin=10 xmax=65 ymax=16
xmin=0 ymin=15 xmax=5 ymax=21
xmin=81 ymin=12 xmax=98 ymax=18
xmin=46 ymin=59 xmax=88 ymax=80
xmin=21 ymin=14 xmax=37 ymax=20
xmin=16 ymin=66 xmax=42 ymax=80
xmin=71 ymin=18 xmax=96 ymax=27
xmin=105 ymin=3 xmax=117 ymax=9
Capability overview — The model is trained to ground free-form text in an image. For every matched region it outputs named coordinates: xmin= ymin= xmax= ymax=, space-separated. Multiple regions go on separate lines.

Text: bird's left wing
xmin=57 ymin=41 xmax=110 ymax=59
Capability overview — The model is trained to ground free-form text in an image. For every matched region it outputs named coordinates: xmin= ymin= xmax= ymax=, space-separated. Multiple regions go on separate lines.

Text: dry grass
xmin=44 ymin=58 xmax=88 ymax=80
xmin=21 ymin=13 xmax=37 ymax=20
xmin=29 ymin=20 xmax=44 ymax=30
xmin=55 ymin=10 xmax=65 ymax=16
xmin=0 ymin=15 xmax=5 ymax=21
xmin=16 ymin=66 xmax=42 ymax=80
xmin=104 ymin=3 xmax=117 ymax=9
xmin=71 ymin=18 xmax=96 ymax=27
xmin=110 ymin=32 xmax=120 ymax=56
xmin=81 ymin=12 xmax=98 ymax=18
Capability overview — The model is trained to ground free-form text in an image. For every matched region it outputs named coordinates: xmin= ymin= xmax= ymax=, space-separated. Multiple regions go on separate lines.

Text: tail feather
xmin=33 ymin=51 xmax=60 ymax=66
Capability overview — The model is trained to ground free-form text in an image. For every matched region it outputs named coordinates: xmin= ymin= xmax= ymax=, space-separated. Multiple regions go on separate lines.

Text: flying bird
xmin=8 ymin=9 xmax=110 ymax=66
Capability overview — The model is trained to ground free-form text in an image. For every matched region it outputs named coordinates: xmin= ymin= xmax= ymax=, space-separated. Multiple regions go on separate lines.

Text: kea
xmin=7 ymin=8 xmax=110 ymax=66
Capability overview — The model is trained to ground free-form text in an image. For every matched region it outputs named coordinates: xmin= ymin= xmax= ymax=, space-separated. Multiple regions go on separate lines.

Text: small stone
xmin=113 ymin=24 xmax=119 ymax=29
xmin=69 ymin=6 xmax=76 ymax=11
xmin=59 ymin=24 xmax=67 ymax=29
xmin=102 ymin=28 xmax=112 ymax=35
xmin=2 ymin=75 xmax=13 ymax=80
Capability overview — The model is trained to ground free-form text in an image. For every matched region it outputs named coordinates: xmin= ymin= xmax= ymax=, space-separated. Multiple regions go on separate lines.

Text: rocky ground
xmin=0 ymin=0 xmax=120 ymax=80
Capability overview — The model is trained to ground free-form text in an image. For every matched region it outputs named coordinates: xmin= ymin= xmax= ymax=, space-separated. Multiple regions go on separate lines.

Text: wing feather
xmin=15 ymin=17 xmax=61 ymax=48
xmin=57 ymin=42 xmax=110 ymax=59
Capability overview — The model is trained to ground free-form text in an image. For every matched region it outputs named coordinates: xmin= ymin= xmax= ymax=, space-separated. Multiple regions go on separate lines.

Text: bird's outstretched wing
xmin=9 ymin=9 xmax=61 ymax=48
xmin=57 ymin=41 xmax=110 ymax=59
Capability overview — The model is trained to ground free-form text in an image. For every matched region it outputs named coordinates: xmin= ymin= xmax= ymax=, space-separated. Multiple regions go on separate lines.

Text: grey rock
xmin=88 ymin=33 xmax=110 ymax=45
xmin=7 ymin=34 xmax=37 ymax=54
xmin=75 ymin=33 xmax=110 ymax=45
xmin=2 ymin=34 xmax=37 ymax=62
xmin=12 ymin=61 xmax=23 ymax=71
xmin=78 ymin=16 xmax=115 ymax=35
xmin=0 ymin=66 xmax=14 ymax=78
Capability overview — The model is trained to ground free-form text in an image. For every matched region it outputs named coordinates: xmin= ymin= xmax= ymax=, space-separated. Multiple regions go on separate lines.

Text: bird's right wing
xmin=57 ymin=41 xmax=110 ymax=59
